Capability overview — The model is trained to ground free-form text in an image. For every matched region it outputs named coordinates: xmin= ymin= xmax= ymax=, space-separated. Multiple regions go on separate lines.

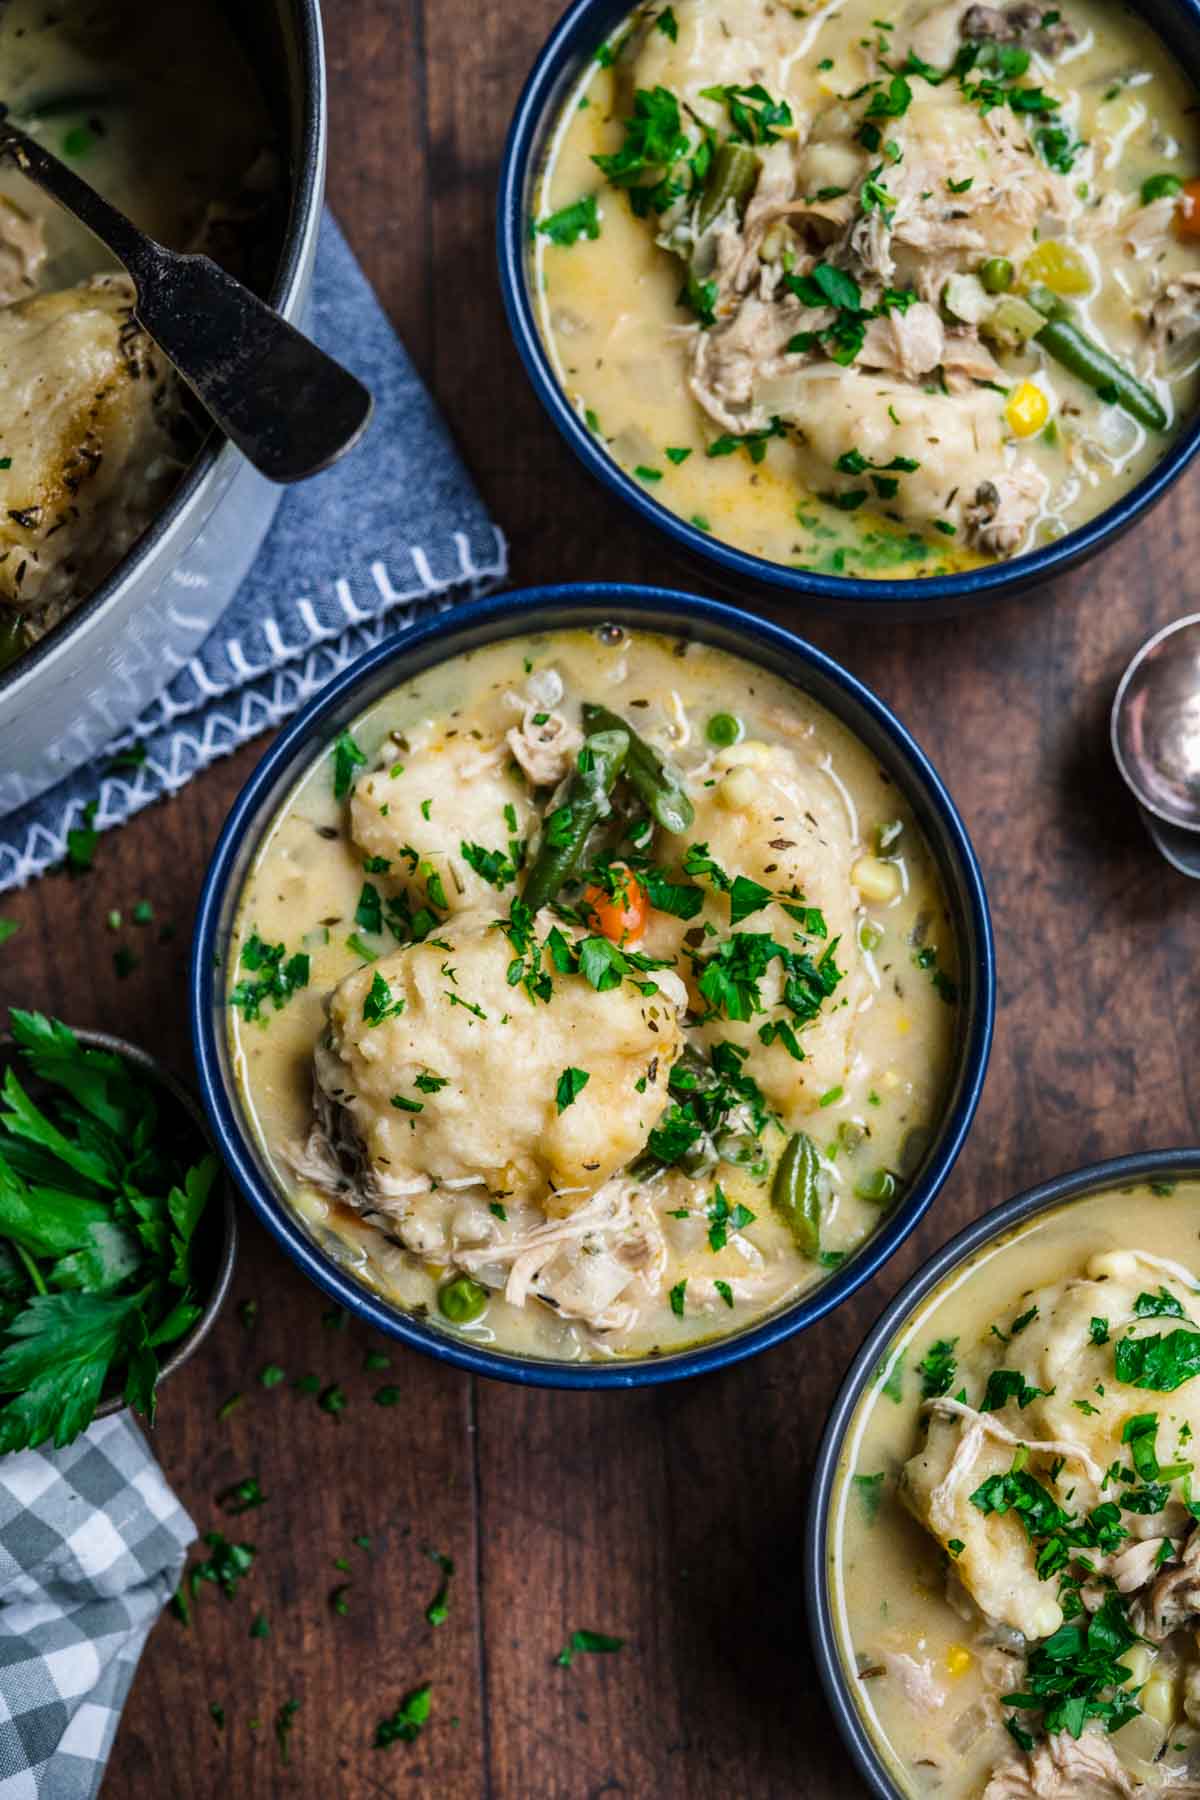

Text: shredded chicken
xmin=922 ymin=1396 xmax=1104 ymax=1530
xmin=506 ymin=706 xmax=582 ymax=788
xmin=877 ymin=1651 xmax=947 ymax=1713
xmin=1136 ymin=1528 xmax=1200 ymax=1642
xmin=1149 ymin=273 xmax=1200 ymax=373
xmin=964 ymin=472 xmax=1047 ymax=557
xmin=982 ymin=1726 xmax=1137 ymax=1799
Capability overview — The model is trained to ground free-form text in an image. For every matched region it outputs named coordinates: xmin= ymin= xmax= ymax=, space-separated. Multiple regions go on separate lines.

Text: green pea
xmin=979 ymin=256 xmax=1014 ymax=294
xmin=858 ymin=921 xmax=883 ymax=953
xmin=854 ymin=1169 xmax=897 ymax=1204
xmin=1141 ymin=173 xmax=1183 ymax=206
xmin=437 ymin=1276 xmax=489 ymax=1324
xmin=706 ymin=712 xmax=743 ymax=748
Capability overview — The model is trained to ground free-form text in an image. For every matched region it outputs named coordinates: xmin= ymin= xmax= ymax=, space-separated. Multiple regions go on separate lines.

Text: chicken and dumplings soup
xmin=831 ymin=1181 xmax=1200 ymax=1796
xmin=226 ymin=625 xmax=961 ymax=1362
xmin=533 ymin=0 xmax=1200 ymax=579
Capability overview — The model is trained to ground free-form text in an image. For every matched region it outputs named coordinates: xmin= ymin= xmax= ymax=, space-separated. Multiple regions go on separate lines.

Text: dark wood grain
xmin=2 ymin=0 xmax=1199 ymax=1793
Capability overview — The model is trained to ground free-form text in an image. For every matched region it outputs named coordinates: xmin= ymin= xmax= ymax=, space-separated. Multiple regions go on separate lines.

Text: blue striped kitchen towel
xmin=0 ymin=213 xmax=507 ymax=894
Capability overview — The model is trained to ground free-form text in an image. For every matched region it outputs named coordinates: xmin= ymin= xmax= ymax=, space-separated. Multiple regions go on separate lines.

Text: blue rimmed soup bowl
xmin=497 ymin=0 xmax=1200 ymax=619
xmin=804 ymin=1146 xmax=1200 ymax=1798
xmin=190 ymin=583 xmax=994 ymax=1387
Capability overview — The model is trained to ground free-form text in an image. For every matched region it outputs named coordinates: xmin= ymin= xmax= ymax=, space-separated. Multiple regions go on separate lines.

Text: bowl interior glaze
xmin=497 ymin=0 xmax=1200 ymax=616
xmin=191 ymin=584 xmax=995 ymax=1388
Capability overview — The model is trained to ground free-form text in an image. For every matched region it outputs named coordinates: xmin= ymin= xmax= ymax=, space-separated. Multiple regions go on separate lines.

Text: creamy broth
xmin=227 ymin=627 xmax=960 ymax=1363
xmin=535 ymin=0 xmax=1200 ymax=579
xmin=0 ymin=0 xmax=277 ymax=665
xmin=832 ymin=1180 xmax=1200 ymax=1797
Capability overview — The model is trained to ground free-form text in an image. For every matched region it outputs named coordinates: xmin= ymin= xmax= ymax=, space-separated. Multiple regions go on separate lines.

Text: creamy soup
xmin=227 ymin=626 xmax=961 ymax=1363
xmin=831 ymin=1179 xmax=1200 ymax=1797
xmin=0 ymin=0 xmax=278 ymax=667
xmin=534 ymin=0 xmax=1200 ymax=579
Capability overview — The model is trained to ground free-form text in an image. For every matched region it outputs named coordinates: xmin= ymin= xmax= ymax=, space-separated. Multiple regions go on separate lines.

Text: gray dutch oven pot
xmin=0 ymin=0 xmax=326 ymax=813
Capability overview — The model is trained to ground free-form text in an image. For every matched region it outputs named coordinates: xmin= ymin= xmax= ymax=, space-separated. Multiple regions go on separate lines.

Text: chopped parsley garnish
xmin=656 ymin=5 xmax=678 ymax=39
xmin=1001 ymin=1590 xmax=1140 ymax=1742
xmin=356 ymin=882 xmax=383 ymax=935
xmin=715 ymin=1280 xmax=734 ymax=1308
xmin=537 ymin=193 xmax=601 ymax=246
xmin=218 ymin=1476 xmax=267 ymax=1514
xmin=669 ymin=1280 xmax=687 ymax=1317
xmin=415 ymin=1071 xmax=448 ymax=1094
xmin=706 ymin=1185 xmax=755 ymax=1251
xmin=65 ymin=801 xmax=100 ymax=873
xmin=706 ymin=416 xmax=788 ymax=464
xmin=555 ymin=1067 xmax=590 ymax=1113
xmin=229 ymin=933 xmax=310 ymax=1022
xmin=1115 ymin=1328 xmax=1200 ymax=1392
xmin=698 ymin=82 xmax=793 ymax=146
xmin=980 ymin=1369 xmax=1049 ymax=1412
xmin=331 ymin=728 xmax=367 ymax=799
xmin=362 ymin=971 xmax=404 ymax=1026
xmin=918 ymin=1337 xmax=958 ymax=1398
xmin=461 ymin=841 xmax=520 ymax=889
xmin=425 ymin=1549 xmax=454 ymax=1626
xmin=555 ymin=1629 xmax=625 ymax=1668
xmin=390 ymin=1094 xmax=424 ymax=1114
xmin=1090 ymin=1317 xmax=1110 ymax=1345
xmin=592 ymin=86 xmax=691 ymax=217
xmin=852 ymin=1471 xmax=886 ymax=1523
xmin=374 ymin=1685 xmax=432 ymax=1747
xmin=1133 ymin=1287 xmax=1186 ymax=1319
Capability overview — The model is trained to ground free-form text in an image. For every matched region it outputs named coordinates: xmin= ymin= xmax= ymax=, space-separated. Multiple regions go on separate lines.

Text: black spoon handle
xmin=0 ymin=116 xmax=373 ymax=484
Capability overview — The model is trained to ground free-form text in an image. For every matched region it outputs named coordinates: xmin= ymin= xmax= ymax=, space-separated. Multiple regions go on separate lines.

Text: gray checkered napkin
xmin=0 ymin=1414 xmax=194 ymax=1798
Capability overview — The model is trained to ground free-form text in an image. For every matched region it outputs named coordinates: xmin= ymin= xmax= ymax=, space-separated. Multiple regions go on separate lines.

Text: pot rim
xmin=189 ymin=581 xmax=995 ymax=1389
xmin=803 ymin=1145 xmax=1200 ymax=1800
xmin=496 ymin=0 xmax=1200 ymax=610
xmin=0 ymin=0 xmax=327 ymax=707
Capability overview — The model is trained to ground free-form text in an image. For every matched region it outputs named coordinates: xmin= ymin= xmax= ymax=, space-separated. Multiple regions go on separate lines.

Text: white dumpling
xmin=903 ymin=1250 xmax=1200 ymax=1637
xmin=650 ymin=738 xmax=867 ymax=1117
xmin=350 ymin=730 xmax=536 ymax=915
xmin=318 ymin=910 xmax=684 ymax=1215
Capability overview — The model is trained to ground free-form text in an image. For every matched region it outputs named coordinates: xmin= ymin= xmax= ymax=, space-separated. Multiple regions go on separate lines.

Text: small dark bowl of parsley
xmin=805 ymin=1145 xmax=1200 ymax=1796
xmin=0 ymin=1012 xmax=236 ymax=1451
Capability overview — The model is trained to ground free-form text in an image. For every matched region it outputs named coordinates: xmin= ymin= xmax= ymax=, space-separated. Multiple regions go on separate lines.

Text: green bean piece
xmin=979 ymin=256 xmax=1014 ymax=294
xmin=438 ymin=1276 xmax=489 ymax=1324
xmin=706 ymin=711 xmax=743 ymax=748
xmin=1035 ymin=317 xmax=1168 ymax=432
xmin=695 ymin=141 xmax=762 ymax=236
xmin=522 ymin=727 xmax=630 ymax=912
xmin=771 ymin=1131 xmax=822 ymax=1257
xmin=1142 ymin=173 xmax=1183 ymax=206
xmin=581 ymin=702 xmax=694 ymax=834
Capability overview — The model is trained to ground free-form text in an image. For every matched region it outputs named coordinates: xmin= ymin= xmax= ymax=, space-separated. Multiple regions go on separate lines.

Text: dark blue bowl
xmin=498 ymin=0 xmax=1200 ymax=617
xmin=190 ymin=583 xmax=995 ymax=1387
xmin=805 ymin=1146 xmax=1200 ymax=1797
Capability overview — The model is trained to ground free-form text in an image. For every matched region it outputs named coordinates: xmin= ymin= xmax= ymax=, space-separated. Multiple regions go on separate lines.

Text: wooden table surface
xmin=4 ymin=1 xmax=1200 ymax=1794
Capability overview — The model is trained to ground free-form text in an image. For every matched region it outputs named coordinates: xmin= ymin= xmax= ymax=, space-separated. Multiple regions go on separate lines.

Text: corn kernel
xmin=945 ymin=1644 xmax=972 ymax=1678
xmin=896 ymin=1016 xmax=911 ymax=1036
xmin=1005 ymin=381 xmax=1050 ymax=438
xmin=1142 ymin=1666 xmax=1176 ymax=1727
xmin=1023 ymin=240 xmax=1093 ymax=296
xmin=851 ymin=855 xmax=901 ymax=903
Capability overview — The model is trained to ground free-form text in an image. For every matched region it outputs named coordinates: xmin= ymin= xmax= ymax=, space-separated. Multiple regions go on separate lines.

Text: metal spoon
xmin=1111 ymin=613 xmax=1200 ymax=878
xmin=0 ymin=113 xmax=372 ymax=483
